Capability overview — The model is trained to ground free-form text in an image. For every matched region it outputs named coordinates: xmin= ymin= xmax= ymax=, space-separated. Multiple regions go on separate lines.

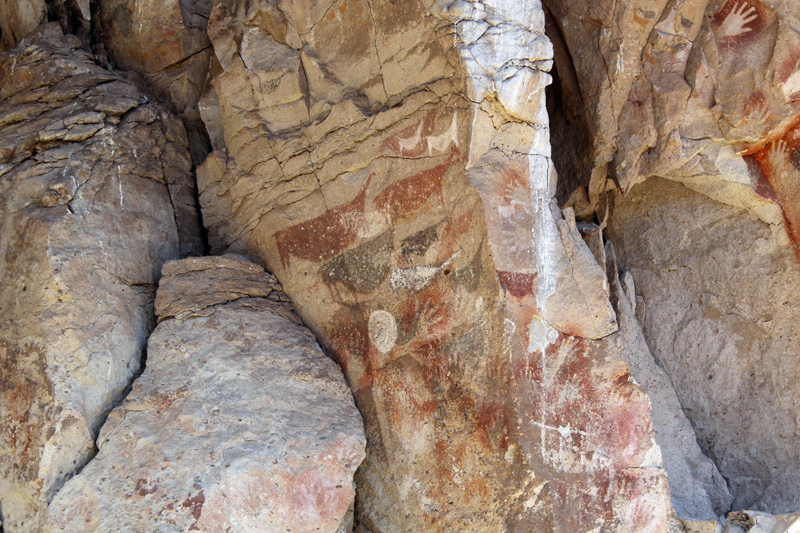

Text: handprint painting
xmin=712 ymin=0 xmax=769 ymax=47
xmin=753 ymin=125 xmax=800 ymax=248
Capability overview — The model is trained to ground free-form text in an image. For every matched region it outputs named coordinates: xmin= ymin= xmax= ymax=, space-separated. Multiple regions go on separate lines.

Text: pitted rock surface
xmin=47 ymin=255 xmax=365 ymax=532
xmin=0 ymin=24 xmax=201 ymax=531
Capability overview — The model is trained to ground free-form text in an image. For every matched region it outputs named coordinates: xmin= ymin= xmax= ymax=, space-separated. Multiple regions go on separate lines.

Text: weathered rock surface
xmin=544 ymin=0 xmax=800 ymax=236
xmin=544 ymin=0 xmax=800 ymax=516
xmin=94 ymin=0 xmax=213 ymax=161
xmin=608 ymin=177 xmax=800 ymax=513
xmin=0 ymin=0 xmax=47 ymax=51
xmin=725 ymin=510 xmax=800 ymax=533
xmin=0 ymin=0 xmax=89 ymax=52
xmin=197 ymin=0 xmax=672 ymax=529
xmin=0 ymin=24 xmax=201 ymax=531
xmin=46 ymin=255 xmax=365 ymax=532
xmin=614 ymin=264 xmax=732 ymax=520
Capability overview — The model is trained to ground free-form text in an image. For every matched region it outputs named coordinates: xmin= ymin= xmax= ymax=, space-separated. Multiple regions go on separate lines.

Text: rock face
xmin=608 ymin=177 xmax=800 ymax=513
xmin=197 ymin=0 xmax=672 ymax=529
xmin=46 ymin=255 xmax=365 ymax=533
xmin=0 ymin=0 xmax=89 ymax=52
xmin=94 ymin=0 xmax=214 ymax=161
xmin=0 ymin=24 xmax=201 ymax=531
xmin=613 ymin=262 xmax=732 ymax=520
xmin=544 ymin=0 xmax=800 ymax=516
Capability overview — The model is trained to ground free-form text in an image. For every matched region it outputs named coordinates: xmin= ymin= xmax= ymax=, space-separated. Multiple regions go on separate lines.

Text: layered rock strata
xmin=0 ymin=24 xmax=201 ymax=531
xmin=46 ymin=255 xmax=365 ymax=532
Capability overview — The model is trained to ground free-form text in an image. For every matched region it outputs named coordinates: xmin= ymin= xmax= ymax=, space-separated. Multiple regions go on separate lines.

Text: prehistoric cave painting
xmin=374 ymin=156 xmax=453 ymax=221
xmin=368 ymin=310 xmax=398 ymax=356
xmin=426 ymin=112 xmax=460 ymax=156
xmin=380 ymin=108 xmax=461 ymax=157
xmin=740 ymin=90 xmax=774 ymax=136
xmin=399 ymin=283 xmax=451 ymax=342
xmin=274 ymin=173 xmax=372 ymax=270
xmin=778 ymin=54 xmax=800 ymax=103
xmin=400 ymin=223 xmax=442 ymax=259
xmin=320 ymin=230 xmax=391 ymax=297
xmin=753 ymin=129 xmax=800 ymax=248
xmin=381 ymin=110 xmax=435 ymax=157
xmin=497 ymin=271 xmax=536 ymax=299
xmin=712 ymin=0 xmax=769 ymax=47
xmin=437 ymin=199 xmax=481 ymax=262
xmin=450 ymin=242 xmax=485 ymax=293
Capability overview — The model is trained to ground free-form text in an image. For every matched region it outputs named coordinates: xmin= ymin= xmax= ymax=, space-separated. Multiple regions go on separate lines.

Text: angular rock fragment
xmin=46 ymin=255 xmax=366 ymax=533
xmin=0 ymin=24 xmax=201 ymax=531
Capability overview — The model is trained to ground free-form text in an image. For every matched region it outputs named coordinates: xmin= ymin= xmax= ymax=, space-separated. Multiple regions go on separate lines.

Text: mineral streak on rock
xmin=46 ymin=256 xmax=365 ymax=533
xmin=0 ymin=24 xmax=201 ymax=531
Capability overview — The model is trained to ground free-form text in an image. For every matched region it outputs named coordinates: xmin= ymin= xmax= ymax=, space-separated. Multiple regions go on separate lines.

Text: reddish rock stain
xmin=496 ymin=270 xmax=536 ymax=299
xmin=375 ymin=158 xmax=450 ymax=221
xmin=274 ymin=173 xmax=373 ymax=270
xmin=182 ymin=489 xmax=205 ymax=529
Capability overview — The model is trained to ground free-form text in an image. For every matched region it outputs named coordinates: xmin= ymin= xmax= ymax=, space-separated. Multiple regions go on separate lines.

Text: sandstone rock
xmin=608 ymin=177 xmax=800 ymax=513
xmin=0 ymin=0 xmax=46 ymax=51
xmin=46 ymin=255 xmax=365 ymax=533
xmin=544 ymin=0 xmax=800 ymax=247
xmin=0 ymin=0 xmax=89 ymax=52
xmin=153 ymin=254 xmax=293 ymax=322
xmin=94 ymin=0 xmax=214 ymax=162
xmin=197 ymin=0 xmax=670 ymax=529
xmin=0 ymin=24 xmax=201 ymax=531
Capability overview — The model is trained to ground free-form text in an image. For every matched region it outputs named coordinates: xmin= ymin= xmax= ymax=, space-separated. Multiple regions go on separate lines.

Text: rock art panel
xmin=0 ymin=25 xmax=201 ymax=531
xmin=198 ymin=0 xmax=670 ymax=529
xmin=545 ymin=0 xmax=800 ymax=515
xmin=47 ymin=256 xmax=365 ymax=533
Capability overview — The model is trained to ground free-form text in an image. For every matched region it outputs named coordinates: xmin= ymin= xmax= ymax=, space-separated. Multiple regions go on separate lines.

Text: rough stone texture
xmin=94 ymin=0 xmax=214 ymax=161
xmin=544 ymin=0 xmax=800 ymax=236
xmin=544 ymin=0 xmax=800 ymax=516
xmin=153 ymin=254 xmax=293 ymax=322
xmin=614 ymin=264 xmax=732 ymax=520
xmin=0 ymin=0 xmax=47 ymax=51
xmin=0 ymin=24 xmax=201 ymax=531
xmin=197 ymin=0 xmax=672 ymax=529
xmin=46 ymin=255 xmax=365 ymax=533
xmin=724 ymin=510 xmax=800 ymax=533
xmin=0 ymin=0 xmax=90 ymax=52
xmin=608 ymin=177 xmax=800 ymax=513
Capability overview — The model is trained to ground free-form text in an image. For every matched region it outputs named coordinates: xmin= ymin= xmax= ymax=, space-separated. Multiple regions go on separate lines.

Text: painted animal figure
xmin=427 ymin=113 xmax=459 ymax=155
xmin=274 ymin=174 xmax=373 ymax=270
xmin=398 ymin=121 xmax=424 ymax=155
xmin=375 ymin=157 xmax=451 ymax=221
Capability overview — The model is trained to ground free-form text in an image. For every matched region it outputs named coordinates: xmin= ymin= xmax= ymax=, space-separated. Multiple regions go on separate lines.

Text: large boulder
xmin=0 ymin=24 xmax=201 ymax=531
xmin=46 ymin=255 xmax=365 ymax=532
xmin=197 ymin=0 xmax=672 ymax=529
